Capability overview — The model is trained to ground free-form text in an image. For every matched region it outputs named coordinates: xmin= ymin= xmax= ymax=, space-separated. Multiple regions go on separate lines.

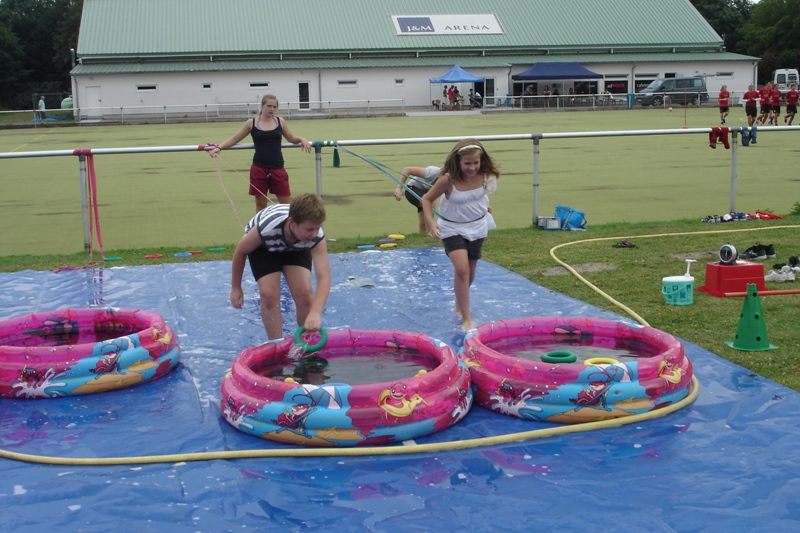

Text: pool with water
xmin=251 ymin=347 xmax=438 ymax=385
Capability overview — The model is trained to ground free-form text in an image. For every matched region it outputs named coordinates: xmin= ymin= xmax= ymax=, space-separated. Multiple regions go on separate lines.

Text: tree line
xmin=0 ymin=0 xmax=797 ymax=110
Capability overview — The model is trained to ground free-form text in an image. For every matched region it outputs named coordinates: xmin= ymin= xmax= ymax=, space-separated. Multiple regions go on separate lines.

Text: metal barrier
xmin=0 ymin=99 xmax=407 ymax=125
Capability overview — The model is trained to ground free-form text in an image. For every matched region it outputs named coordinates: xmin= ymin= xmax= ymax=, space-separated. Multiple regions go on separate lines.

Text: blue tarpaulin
xmin=1 ymin=249 xmax=799 ymax=531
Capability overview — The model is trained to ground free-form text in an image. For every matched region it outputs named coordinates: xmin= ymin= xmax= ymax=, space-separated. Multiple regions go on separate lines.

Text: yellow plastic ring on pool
xmin=387 ymin=234 xmax=406 ymax=240
xmin=584 ymin=357 xmax=620 ymax=366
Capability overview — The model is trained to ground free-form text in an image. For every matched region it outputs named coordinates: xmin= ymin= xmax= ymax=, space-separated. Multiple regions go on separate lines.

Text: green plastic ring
xmin=541 ymin=350 xmax=577 ymax=364
xmin=293 ymin=326 xmax=328 ymax=353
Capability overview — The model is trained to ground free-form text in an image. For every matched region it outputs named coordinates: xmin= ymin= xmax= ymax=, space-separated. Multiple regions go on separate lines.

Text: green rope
xmin=331 ymin=144 xmax=485 ymax=225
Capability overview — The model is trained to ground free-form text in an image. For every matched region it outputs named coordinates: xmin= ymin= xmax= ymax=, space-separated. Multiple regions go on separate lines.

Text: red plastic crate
xmin=698 ymin=261 xmax=767 ymax=297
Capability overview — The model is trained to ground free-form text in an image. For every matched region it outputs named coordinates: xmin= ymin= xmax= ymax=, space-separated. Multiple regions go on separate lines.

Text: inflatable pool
xmin=0 ymin=308 xmax=181 ymax=399
xmin=461 ymin=317 xmax=693 ymax=423
xmin=221 ymin=329 xmax=472 ymax=446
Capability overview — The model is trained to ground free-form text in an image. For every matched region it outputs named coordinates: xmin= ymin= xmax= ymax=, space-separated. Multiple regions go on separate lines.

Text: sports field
xmin=0 ymin=106 xmax=797 ymax=256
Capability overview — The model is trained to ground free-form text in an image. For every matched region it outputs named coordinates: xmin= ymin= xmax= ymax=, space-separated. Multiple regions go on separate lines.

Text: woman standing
xmin=208 ymin=95 xmax=312 ymax=211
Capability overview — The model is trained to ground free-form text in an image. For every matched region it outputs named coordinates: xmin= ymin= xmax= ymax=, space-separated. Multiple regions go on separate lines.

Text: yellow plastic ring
xmin=584 ymin=357 xmax=620 ymax=366
xmin=380 ymin=243 xmax=397 ymax=249
xmin=387 ymin=234 xmax=406 ymax=240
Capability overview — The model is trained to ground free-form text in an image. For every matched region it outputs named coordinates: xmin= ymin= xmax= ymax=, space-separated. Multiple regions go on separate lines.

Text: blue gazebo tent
xmin=511 ymin=62 xmax=603 ymax=80
xmin=429 ymin=65 xmax=485 ymax=83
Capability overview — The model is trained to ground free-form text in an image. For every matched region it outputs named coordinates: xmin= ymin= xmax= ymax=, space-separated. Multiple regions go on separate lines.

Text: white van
xmin=772 ymin=69 xmax=799 ymax=92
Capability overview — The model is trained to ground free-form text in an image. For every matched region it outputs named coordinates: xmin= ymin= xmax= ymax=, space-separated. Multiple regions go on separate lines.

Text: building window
xmin=716 ymin=72 xmax=734 ymax=78
xmin=137 ymin=85 xmax=157 ymax=91
xmin=202 ymin=83 xmax=212 ymax=90
xmin=338 ymin=80 xmax=358 ymax=87
xmin=395 ymin=78 xmax=405 ymax=86
xmin=249 ymin=82 xmax=270 ymax=88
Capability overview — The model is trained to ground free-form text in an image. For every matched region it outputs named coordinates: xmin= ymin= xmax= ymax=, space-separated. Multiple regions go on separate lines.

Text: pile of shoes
xmin=740 ymin=242 xmax=776 ymax=260
xmin=765 ymin=265 xmax=796 ymax=283
xmin=764 ymin=255 xmax=799 ymax=282
xmin=701 ymin=212 xmax=748 ymax=223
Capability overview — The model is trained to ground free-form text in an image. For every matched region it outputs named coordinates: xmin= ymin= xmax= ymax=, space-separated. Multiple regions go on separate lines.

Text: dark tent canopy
xmin=512 ymin=62 xmax=603 ymax=80
xmin=430 ymin=65 xmax=484 ymax=83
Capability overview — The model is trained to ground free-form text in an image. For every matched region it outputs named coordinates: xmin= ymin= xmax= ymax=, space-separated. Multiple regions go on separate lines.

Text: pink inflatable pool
xmin=221 ymin=329 xmax=472 ymax=447
xmin=0 ymin=308 xmax=181 ymax=399
xmin=461 ymin=317 xmax=693 ymax=423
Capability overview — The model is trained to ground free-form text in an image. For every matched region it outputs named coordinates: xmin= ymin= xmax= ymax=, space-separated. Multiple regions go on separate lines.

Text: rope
xmin=0 ymin=375 xmax=698 ymax=465
xmin=54 ymin=150 xmax=105 ymax=273
xmin=332 ymin=144 xmax=487 ymax=225
xmin=202 ymin=145 xmax=275 ymax=230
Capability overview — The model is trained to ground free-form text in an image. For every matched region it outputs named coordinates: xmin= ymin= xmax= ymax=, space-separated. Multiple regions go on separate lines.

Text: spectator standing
xmin=37 ymin=96 xmax=47 ymax=121
xmin=542 ymin=85 xmax=552 ymax=108
xmin=207 ymin=94 xmax=311 ymax=211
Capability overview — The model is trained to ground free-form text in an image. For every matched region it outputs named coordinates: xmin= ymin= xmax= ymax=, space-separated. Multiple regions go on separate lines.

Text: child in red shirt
xmin=718 ymin=85 xmax=730 ymax=124
xmin=757 ymin=82 xmax=772 ymax=125
xmin=742 ymin=84 xmax=759 ymax=127
xmin=769 ymin=87 xmax=782 ymax=125
xmin=785 ymin=84 xmax=798 ymax=126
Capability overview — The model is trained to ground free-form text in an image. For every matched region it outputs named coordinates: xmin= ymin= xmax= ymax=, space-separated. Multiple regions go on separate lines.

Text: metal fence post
xmin=78 ymin=154 xmax=90 ymax=251
xmin=314 ymin=143 xmax=323 ymax=197
xmin=532 ymin=136 xmax=540 ymax=226
xmin=730 ymin=129 xmax=738 ymax=213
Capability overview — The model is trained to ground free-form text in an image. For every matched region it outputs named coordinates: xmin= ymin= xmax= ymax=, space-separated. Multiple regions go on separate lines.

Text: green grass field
xmin=1 ymin=106 xmax=798 ymax=257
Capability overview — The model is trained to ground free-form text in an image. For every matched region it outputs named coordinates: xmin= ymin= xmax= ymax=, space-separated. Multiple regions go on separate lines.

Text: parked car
xmin=636 ymin=77 xmax=709 ymax=107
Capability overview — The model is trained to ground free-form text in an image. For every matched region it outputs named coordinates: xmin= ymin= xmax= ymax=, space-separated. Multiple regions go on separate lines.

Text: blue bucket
xmin=662 ymin=275 xmax=694 ymax=305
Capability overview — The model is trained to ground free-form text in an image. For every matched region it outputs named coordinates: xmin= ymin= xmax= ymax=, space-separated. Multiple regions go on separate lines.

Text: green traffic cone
xmin=724 ymin=283 xmax=778 ymax=351
xmin=333 ymin=148 xmax=340 ymax=168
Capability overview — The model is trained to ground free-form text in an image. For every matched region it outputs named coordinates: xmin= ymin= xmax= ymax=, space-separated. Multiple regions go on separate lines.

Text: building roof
xmin=70 ymin=52 xmax=757 ymax=76
xmin=78 ymin=0 xmax=725 ymax=60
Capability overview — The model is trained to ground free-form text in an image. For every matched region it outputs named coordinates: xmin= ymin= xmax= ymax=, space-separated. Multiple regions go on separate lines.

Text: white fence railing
xmin=0 ymin=99 xmax=407 ymax=125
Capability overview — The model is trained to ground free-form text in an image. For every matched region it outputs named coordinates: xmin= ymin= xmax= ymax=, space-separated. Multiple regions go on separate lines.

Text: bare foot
xmin=461 ymin=319 xmax=474 ymax=332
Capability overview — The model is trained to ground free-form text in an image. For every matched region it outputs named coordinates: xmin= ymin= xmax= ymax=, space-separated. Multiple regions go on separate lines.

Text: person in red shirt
xmin=785 ymin=84 xmax=799 ymax=125
xmin=718 ymin=85 xmax=730 ymax=124
xmin=757 ymin=82 xmax=772 ymax=125
xmin=743 ymin=84 xmax=759 ymax=127
xmin=769 ymin=86 xmax=782 ymax=125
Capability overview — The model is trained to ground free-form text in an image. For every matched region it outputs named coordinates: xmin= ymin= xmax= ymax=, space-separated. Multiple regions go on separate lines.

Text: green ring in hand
xmin=540 ymin=350 xmax=577 ymax=364
xmin=293 ymin=326 xmax=328 ymax=353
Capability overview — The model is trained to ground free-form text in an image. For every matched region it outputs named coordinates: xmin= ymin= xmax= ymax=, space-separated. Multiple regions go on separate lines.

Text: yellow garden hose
xmin=0 ymin=376 xmax=698 ymax=465
xmin=549 ymin=224 xmax=800 ymax=327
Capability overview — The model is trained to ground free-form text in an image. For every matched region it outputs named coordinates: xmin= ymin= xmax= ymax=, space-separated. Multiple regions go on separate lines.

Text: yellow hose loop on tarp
xmin=549 ymin=224 xmax=800 ymax=327
xmin=0 ymin=376 xmax=698 ymax=465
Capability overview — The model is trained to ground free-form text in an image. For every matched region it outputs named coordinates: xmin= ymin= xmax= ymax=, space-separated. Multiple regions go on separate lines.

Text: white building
xmin=71 ymin=0 xmax=759 ymax=116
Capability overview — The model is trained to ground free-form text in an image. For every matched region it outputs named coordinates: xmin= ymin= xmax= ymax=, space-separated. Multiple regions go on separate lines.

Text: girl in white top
xmin=422 ymin=139 xmax=500 ymax=332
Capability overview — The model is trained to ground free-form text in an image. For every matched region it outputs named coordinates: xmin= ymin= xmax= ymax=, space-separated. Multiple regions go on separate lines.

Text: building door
xmin=298 ymin=82 xmax=310 ymax=110
xmin=85 ymin=86 xmax=102 ymax=118
xmin=483 ymin=77 xmax=496 ymax=107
